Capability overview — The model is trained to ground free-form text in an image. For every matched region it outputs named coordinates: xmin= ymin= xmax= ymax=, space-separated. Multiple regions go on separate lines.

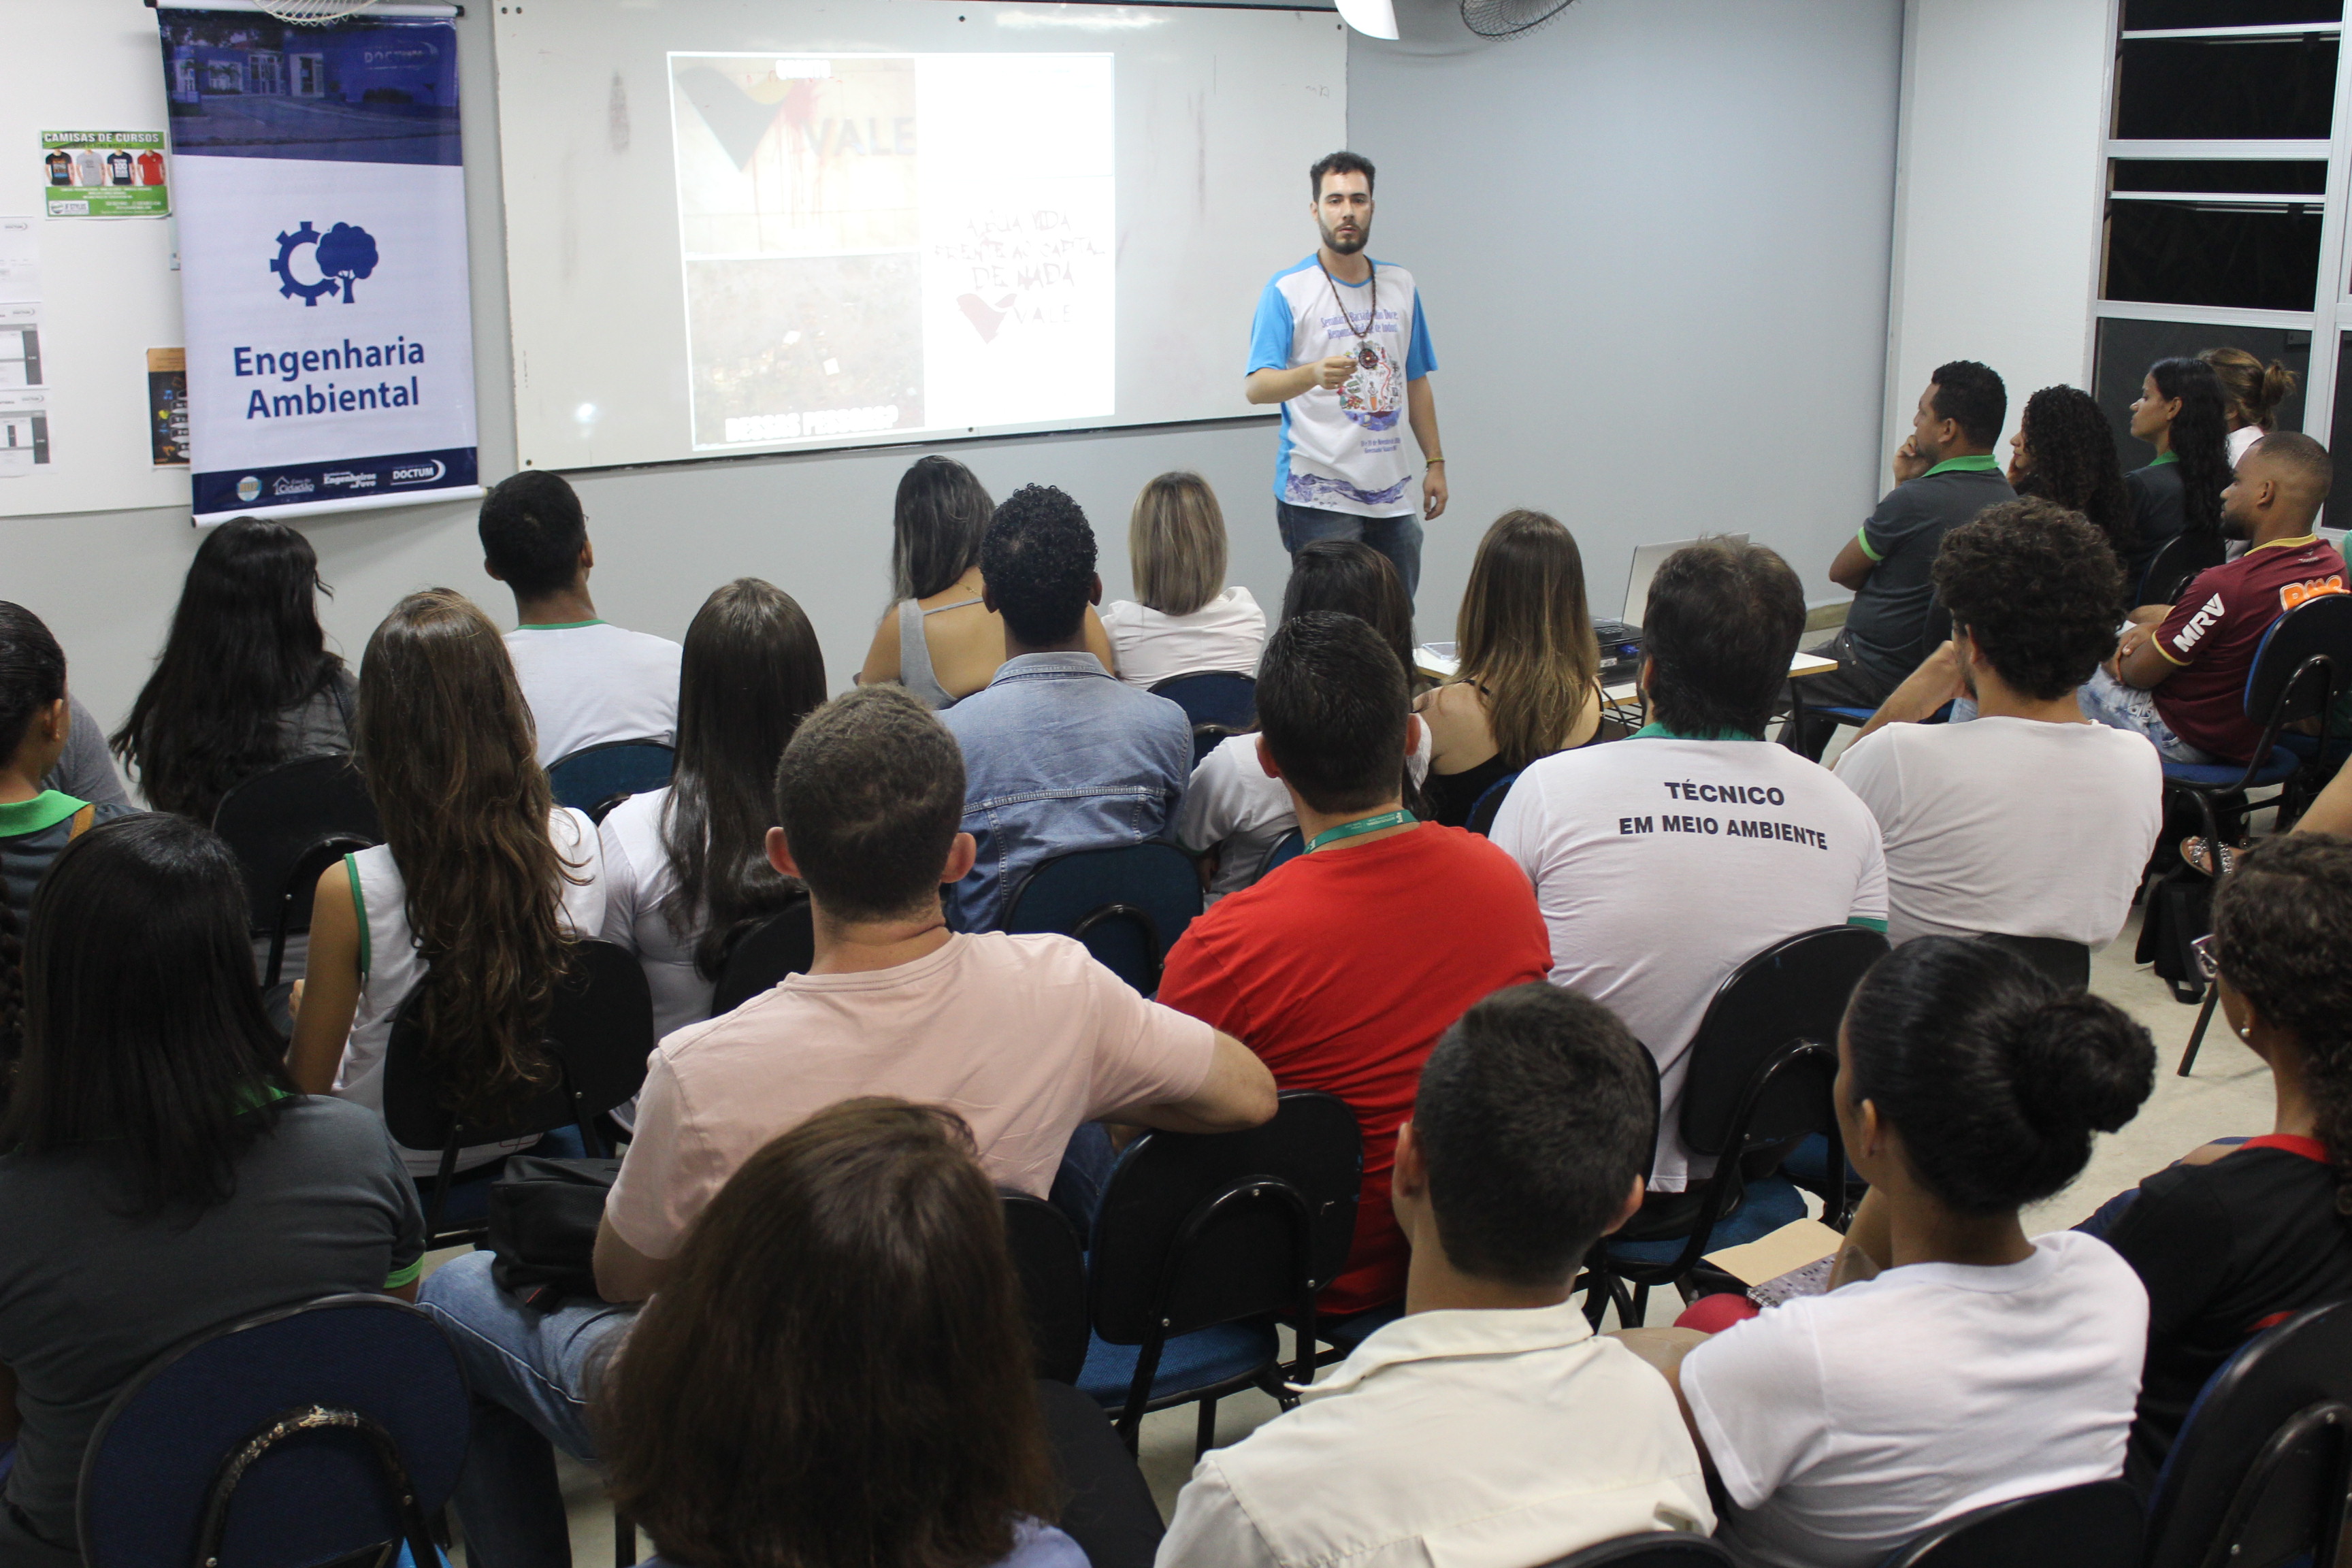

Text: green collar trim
xmin=515 ymin=619 xmax=605 ymax=630
xmin=0 ymin=790 xmax=87 ymax=837
xmin=1631 ymin=721 xmax=1765 ymax=743
xmin=237 ymin=1083 xmax=294 ymax=1113
xmin=2150 ymin=451 xmax=2180 ymax=468
xmin=1923 ymin=453 xmax=2001 ymax=477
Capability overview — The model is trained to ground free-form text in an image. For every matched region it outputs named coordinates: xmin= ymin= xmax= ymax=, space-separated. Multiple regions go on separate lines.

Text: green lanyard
xmin=1306 ymin=808 xmax=1416 ymax=852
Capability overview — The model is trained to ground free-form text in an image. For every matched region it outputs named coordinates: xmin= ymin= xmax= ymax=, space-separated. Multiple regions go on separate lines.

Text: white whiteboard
xmin=0 ymin=0 xmax=189 ymax=518
xmin=493 ymin=0 xmax=1348 ymax=470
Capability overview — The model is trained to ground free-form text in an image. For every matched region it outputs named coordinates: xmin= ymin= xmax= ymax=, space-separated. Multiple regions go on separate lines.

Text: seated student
xmin=1157 ymin=984 xmax=1713 ymax=1568
xmin=0 ymin=816 xmax=423 ymax=1568
xmin=1835 ymin=502 xmax=2163 ymax=947
xmin=112 ymin=517 xmax=355 ymax=821
xmin=420 ymin=685 xmax=1273 ymax=1564
xmin=2204 ymin=346 xmax=2299 ymax=468
xmin=860 ymin=455 xmax=1116 ymax=708
xmin=2008 ymin=385 xmax=2137 ymax=578
xmin=287 ymin=589 xmax=608 ymax=1177
xmin=600 ymin=1100 xmax=1095 ymax=1568
xmin=2087 ymin=432 xmax=2347 ymax=765
xmin=1797 ymin=361 xmax=2012 ymax=757
xmin=941 ymin=485 xmax=1193 ymax=931
xmin=1491 ymin=541 xmax=1886 ymax=1196
xmin=1623 ymin=937 xmax=2155 ymax=1568
xmin=2089 ymin=834 xmax=2352 ymax=1476
xmin=1101 ymin=472 xmax=1266 ymax=689
xmin=2121 ymin=357 xmax=2234 ymax=598
xmin=477 ymin=470 xmax=683 ymax=766
xmin=1416 ymin=510 xmax=1614 ymax=827
xmin=1179 ymin=541 xmax=1430 ymax=900
xmin=1158 ymin=613 xmax=1552 ymax=1316
xmin=600 ymin=578 xmax=826 ymax=1039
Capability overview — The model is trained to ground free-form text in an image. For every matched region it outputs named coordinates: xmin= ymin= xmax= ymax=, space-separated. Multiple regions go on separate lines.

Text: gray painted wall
xmin=3 ymin=0 xmax=1902 ymax=751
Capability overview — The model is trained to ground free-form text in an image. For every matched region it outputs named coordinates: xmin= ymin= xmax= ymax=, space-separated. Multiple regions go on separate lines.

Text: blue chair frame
xmin=546 ymin=738 xmax=676 ymax=819
xmin=1254 ymin=826 xmax=1306 ymax=883
xmin=1004 ymin=842 xmax=1203 ymax=994
xmin=1150 ymin=670 xmax=1258 ymax=768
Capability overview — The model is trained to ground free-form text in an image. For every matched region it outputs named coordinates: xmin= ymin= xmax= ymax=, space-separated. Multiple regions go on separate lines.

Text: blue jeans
xmin=2078 ymin=667 xmax=2216 ymax=764
xmin=1276 ymin=501 xmax=1424 ymax=603
xmin=420 ymin=1250 xmax=634 ymax=1568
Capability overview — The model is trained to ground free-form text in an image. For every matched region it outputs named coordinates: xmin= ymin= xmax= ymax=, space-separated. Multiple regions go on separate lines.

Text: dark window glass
xmin=2330 ymin=336 xmax=2352 ymax=508
xmin=2125 ymin=0 xmax=2340 ymax=26
xmin=2105 ymin=201 xmax=2323 ymax=310
xmin=2112 ymin=159 xmax=2329 ymax=193
xmin=2114 ymin=37 xmax=2338 ymax=140
xmin=2092 ymin=317 xmax=2310 ymax=461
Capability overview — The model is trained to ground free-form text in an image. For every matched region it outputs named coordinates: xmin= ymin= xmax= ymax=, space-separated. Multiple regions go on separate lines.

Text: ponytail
xmin=2200 ymin=346 xmax=2300 ymax=435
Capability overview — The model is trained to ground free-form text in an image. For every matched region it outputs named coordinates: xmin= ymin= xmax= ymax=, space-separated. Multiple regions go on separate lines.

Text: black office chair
xmin=1004 ymin=1193 xmax=1090 ymax=1386
xmin=1536 ymin=1533 xmax=1734 ymax=1567
xmin=1255 ymin=827 xmax=1306 ymax=883
xmin=546 ymin=738 xmax=676 ymax=819
xmin=708 ymin=897 xmax=815 ymax=1016
xmin=380 ymin=938 xmax=656 ymax=1244
xmin=2140 ymin=529 xmax=2231 ymax=609
xmin=2144 ymin=1299 xmax=2352 ymax=1568
xmin=2169 ymin=593 xmax=2352 ymax=1075
xmin=1004 ymin=843 xmax=1203 ymax=994
xmin=1973 ymin=933 xmax=2091 ymax=992
xmin=1874 ymin=1480 xmax=2142 ymax=1567
xmin=1151 ymin=670 xmax=1258 ymax=768
xmin=1078 ymin=1090 xmax=1361 ymax=1454
xmin=1595 ymin=926 xmax=1889 ymax=1322
xmin=1464 ymin=769 xmax=1522 ymax=836
xmin=77 ymin=1294 xmax=468 ymax=1568
xmin=210 ymin=753 xmax=382 ymax=988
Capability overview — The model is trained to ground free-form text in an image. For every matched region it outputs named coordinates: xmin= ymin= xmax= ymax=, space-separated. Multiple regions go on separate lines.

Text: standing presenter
xmin=1247 ymin=150 xmax=1447 ymax=600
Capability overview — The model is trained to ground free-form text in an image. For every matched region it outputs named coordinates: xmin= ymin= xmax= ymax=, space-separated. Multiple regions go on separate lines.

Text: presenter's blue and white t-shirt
xmin=1249 ymin=257 xmax=1436 ymax=519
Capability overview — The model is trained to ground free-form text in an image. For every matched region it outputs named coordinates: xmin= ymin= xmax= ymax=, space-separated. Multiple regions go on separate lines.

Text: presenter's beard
xmin=1319 ymin=217 xmax=1370 ymax=255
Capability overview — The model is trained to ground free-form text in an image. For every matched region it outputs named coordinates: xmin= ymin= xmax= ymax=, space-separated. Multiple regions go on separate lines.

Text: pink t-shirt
xmin=604 ymin=930 xmax=1218 ymax=1258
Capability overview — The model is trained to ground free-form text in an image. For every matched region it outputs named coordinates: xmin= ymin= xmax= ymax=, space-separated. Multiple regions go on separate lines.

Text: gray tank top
xmin=896 ymin=595 xmax=984 ymax=710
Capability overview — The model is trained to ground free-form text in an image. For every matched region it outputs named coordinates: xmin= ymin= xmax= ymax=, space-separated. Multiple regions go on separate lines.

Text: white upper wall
xmin=1884 ymin=0 xmax=2112 ymax=457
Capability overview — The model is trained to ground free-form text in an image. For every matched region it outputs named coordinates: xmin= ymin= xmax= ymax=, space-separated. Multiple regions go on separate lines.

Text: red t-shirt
xmin=2153 ymin=536 xmax=2349 ymax=762
xmin=1155 ymin=823 xmax=1552 ymax=1314
xmin=136 ymin=150 xmax=165 ymax=186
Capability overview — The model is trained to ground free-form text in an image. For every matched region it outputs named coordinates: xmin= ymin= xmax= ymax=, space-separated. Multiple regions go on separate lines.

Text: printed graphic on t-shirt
xmin=1339 ymin=340 xmax=1402 ymax=431
xmin=2167 ymin=572 xmax=2347 ymax=660
xmin=105 ymin=151 xmax=133 ymax=185
xmin=44 ymin=152 xmax=71 ymax=186
xmin=1616 ymin=773 xmax=1841 ymax=852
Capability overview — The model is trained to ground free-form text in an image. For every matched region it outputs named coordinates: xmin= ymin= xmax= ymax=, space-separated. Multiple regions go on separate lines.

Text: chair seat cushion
xmin=2162 ymin=747 xmax=2299 ymax=789
xmin=1605 ymin=1176 xmax=1808 ymax=1267
xmin=1078 ymin=1320 xmax=1279 ymax=1409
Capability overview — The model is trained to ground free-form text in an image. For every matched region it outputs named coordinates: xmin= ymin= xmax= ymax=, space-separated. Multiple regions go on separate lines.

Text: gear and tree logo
xmin=270 ymin=220 xmax=380 ymax=306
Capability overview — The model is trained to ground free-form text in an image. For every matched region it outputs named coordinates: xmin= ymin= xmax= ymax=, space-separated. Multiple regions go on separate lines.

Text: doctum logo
xmin=271 ymin=221 xmax=380 ymax=307
xmin=390 ymin=460 xmax=446 ymax=485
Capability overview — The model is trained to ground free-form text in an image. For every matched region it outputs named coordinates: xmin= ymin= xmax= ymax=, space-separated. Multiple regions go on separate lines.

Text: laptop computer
xmin=1620 ymin=534 xmax=1749 ymax=630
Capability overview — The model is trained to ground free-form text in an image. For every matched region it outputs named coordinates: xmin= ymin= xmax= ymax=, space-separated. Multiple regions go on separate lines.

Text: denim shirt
xmin=940 ymin=651 xmax=1194 ymax=931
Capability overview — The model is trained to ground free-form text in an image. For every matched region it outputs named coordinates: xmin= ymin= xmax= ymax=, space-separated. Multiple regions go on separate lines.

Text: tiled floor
xmin=429 ymin=902 xmax=2275 ymax=1561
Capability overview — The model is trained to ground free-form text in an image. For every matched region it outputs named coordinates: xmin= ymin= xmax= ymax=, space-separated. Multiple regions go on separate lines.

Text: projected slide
xmin=670 ymin=52 xmax=1114 ymax=451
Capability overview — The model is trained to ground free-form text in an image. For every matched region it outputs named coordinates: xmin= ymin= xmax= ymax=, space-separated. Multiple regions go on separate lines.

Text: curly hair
xmin=979 ymin=484 xmax=1096 ymax=647
xmin=2211 ymin=834 xmax=2352 ymax=1215
xmin=2013 ymin=386 xmax=2136 ymax=567
xmin=1933 ymin=500 xmax=2125 ymax=701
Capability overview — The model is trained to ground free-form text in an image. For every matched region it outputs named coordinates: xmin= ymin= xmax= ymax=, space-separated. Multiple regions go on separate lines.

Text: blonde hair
xmin=2201 ymin=346 xmax=2298 ymax=434
xmin=1454 ymin=511 xmax=1599 ymax=769
xmin=1129 ymin=472 xmax=1228 ymax=618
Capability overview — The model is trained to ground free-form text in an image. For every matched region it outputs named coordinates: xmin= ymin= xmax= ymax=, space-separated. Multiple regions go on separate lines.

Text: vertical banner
xmin=157 ymin=5 xmax=480 ymax=525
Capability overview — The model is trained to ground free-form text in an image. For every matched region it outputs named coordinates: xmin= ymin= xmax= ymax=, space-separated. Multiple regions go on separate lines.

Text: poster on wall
xmin=41 ymin=131 xmax=170 ymax=218
xmin=157 ymin=3 xmax=480 ymax=526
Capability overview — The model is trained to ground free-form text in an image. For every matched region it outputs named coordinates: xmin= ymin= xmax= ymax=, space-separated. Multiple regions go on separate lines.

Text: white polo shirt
xmin=1489 ymin=725 xmax=1887 ymax=1192
xmin=1156 ymin=1301 xmax=1712 ymax=1568
xmin=504 ymin=620 xmax=683 ymax=767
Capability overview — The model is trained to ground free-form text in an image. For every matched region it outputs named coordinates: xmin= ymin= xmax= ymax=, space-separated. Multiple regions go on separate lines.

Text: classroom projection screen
xmin=493 ymin=1 xmax=1350 ymax=470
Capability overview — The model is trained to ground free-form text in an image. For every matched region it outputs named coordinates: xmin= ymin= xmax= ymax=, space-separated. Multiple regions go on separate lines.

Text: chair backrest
xmin=2243 ymin=590 xmax=2352 ymax=742
xmin=1875 ymin=1480 xmax=2143 ymax=1568
xmin=1464 ymin=769 xmax=1522 ymax=836
xmin=708 ymin=898 xmax=816 ymax=1017
xmin=380 ymin=937 xmax=655 ymax=1153
xmin=2142 ymin=531 xmax=2230 ymax=607
xmin=546 ymin=739 xmax=676 ymax=814
xmin=1089 ymin=1090 xmax=1362 ymax=1345
xmin=1535 ymin=1533 xmax=1736 ymax=1567
xmin=1974 ymin=933 xmax=2091 ymax=993
xmin=1678 ymin=925 xmax=1889 ymax=1158
xmin=78 ymin=1294 xmax=468 ymax=1568
xmin=1255 ymin=827 xmax=1305 ymax=883
xmin=2146 ymin=1299 xmax=2352 ymax=1568
xmin=1151 ymin=670 xmax=1259 ymax=768
xmin=1002 ymin=1193 xmax=1089 ymax=1385
xmin=210 ymin=753 xmax=382 ymax=936
xmin=1003 ymin=842 xmax=1203 ymax=994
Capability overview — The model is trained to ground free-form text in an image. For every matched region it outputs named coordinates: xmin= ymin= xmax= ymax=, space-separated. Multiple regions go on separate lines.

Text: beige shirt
xmin=1156 ymin=1302 xmax=1714 ymax=1568
xmin=604 ymin=931 xmax=1217 ymax=1258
